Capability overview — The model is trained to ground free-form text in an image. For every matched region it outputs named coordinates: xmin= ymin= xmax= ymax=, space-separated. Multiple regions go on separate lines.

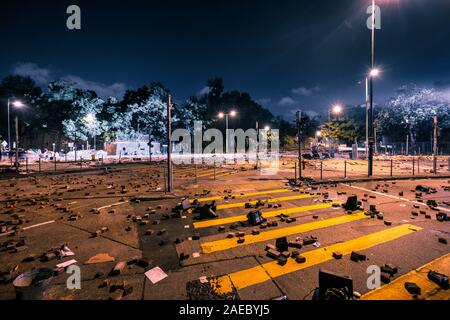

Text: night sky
xmin=1 ymin=0 xmax=449 ymax=118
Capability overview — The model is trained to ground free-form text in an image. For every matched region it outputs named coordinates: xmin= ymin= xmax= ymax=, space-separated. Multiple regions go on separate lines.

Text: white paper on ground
xmin=56 ymin=259 xmax=77 ymax=268
xmin=145 ymin=267 xmax=168 ymax=284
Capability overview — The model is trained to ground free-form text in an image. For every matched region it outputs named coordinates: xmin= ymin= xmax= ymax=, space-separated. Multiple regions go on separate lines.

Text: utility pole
xmin=433 ymin=114 xmax=438 ymax=173
xmin=167 ymin=95 xmax=173 ymax=192
xmin=296 ymin=111 xmax=302 ymax=180
xmin=255 ymin=121 xmax=259 ymax=169
xmin=368 ymin=0 xmax=376 ymax=177
xmin=15 ymin=115 xmax=19 ymax=172
xmin=7 ymin=99 xmax=11 ymax=155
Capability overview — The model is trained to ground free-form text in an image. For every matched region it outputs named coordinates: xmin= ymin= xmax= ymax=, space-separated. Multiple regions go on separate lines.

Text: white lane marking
xmin=97 ymin=201 xmax=129 ymax=211
xmin=22 ymin=220 xmax=55 ymax=230
xmin=0 ymin=220 xmax=56 ymax=237
xmin=342 ymin=184 xmax=450 ymax=213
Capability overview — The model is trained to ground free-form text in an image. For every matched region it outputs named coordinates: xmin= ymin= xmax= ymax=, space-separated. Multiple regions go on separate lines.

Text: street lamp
xmin=328 ymin=104 xmax=343 ymax=121
xmin=84 ymin=113 xmax=96 ymax=150
xmin=10 ymin=100 xmax=25 ymax=172
xmin=6 ymin=100 xmax=25 ymax=153
xmin=217 ymin=110 xmax=237 ymax=154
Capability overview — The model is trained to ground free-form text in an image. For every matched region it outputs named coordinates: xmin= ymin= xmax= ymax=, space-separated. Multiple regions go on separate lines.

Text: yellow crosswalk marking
xmin=201 ymin=211 xmax=367 ymax=254
xmin=193 ymin=202 xmax=337 ymax=229
xmin=209 ymin=224 xmax=422 ymax=294
xmin=192 ymin=188 xmax=293 ymax=203
xmin=362 ymin=253 xmax=450 ymax=300
xmin=216 ymin=194 xmax=317 ymax=211
xmin=198 ymin=170 xmax=230 ymax=178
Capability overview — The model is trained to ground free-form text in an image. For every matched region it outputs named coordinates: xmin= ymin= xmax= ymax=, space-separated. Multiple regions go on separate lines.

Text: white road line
xmin=97 ymin=201 xmax=129 ymax=211
xmin=342 ymin=184 xmax=450 ymax=213
xmin=1 ymin=220 xmax=56 ymax=237
xmin=22 ymin=220 xmax=56 ymax=230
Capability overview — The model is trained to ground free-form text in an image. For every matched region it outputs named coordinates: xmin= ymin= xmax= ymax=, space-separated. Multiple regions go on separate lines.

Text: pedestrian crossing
xmin=201 ymin=211 xmax=368 ymax=254
xmin=208 ymin=224 xmax=422 ymax=295
xmin=193 ymin=202 xmax=339 ymax=229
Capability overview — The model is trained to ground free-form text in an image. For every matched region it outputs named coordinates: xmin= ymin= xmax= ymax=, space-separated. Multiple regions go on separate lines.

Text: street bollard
xmin=39 ymin=158 xmax=41 ymax=173
xmin=344 ymin=160 xmax=347 ymax=179
xmin=26 ymin=157 xmax=28 ymax=174
xmin=320 ymin=161 xmax=323 ymax=180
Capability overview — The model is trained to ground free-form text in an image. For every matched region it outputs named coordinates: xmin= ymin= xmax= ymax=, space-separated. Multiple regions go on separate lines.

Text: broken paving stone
xmin=405 ymin=282 xmax=421 ymax=295
xmin=144 ymin=229 xmax=154 ymax=236
xmin=438 ymin=238 xmax=448 ymax=245
xmin=278 ymin=256 xmax=288 ymax=266
xmin=384 ymin=221 xmax=392 ymax=226
xmin=237 ymin=238 xmax=245 ymax=244
xmin=266 ymin=249 xmax=281 ymax=260
xmin=332 ymin=252 xmax=343 ymax=260
xmin=288 ymin=241 xmax=302 ymax=249
xmin=84 ymin=253 xmax=115 ymax=265
xmin=110 ymin=261 xmax=127 ymax=276
xmin=350 ymin=251 xmax=367 ymax=262
xmin=109 ymin=288 xmax=124 ymax=300
xmin=380 ymin=273 xmax=391 ymax=284
xmin=381 ymin=264 xmax=398 ymax=276
xmin=295 ymin=256 xmax=306 ymax=264
xmin=157 ymin=229 xmax=167 ymax=236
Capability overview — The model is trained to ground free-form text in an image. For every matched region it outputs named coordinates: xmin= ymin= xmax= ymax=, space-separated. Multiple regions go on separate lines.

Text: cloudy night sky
xmin=1 ymin=0 xmax=450 ymax=118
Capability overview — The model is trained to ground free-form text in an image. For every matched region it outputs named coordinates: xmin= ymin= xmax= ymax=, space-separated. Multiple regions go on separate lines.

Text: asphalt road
xmin=0 ymin=162 xmax=449 ymax=300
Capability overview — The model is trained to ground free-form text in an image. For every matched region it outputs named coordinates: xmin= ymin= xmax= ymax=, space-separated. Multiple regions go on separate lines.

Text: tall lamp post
xmin=11 ymin=101 xmax=25 ymax=172
xmin=368 ymin=68 xmax=380 ymax=176
xmin=218 ymin=110 xmax=237 ymax=154
xmin=327 ymin=105 xmax=343 ymax=158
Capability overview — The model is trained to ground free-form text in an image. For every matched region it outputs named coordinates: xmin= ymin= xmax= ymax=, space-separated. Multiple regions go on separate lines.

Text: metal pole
xmin=448 ymin=157 xmax=450 ymax=172
xmin=296 ymin=111 xmax=302 ymax=180
xmin=7 ymin=99 xmax=11 ymax=155
xmin=344 ymin=160 xmax=347 ymax=179
xmin=213 ymin=161 xmax=216 ymax=180
xmin=433 ymin=114 xmax=438 ymax=174
xmin=15 ymin=115 xmax=19 ymax=172
xmin=26 ymin=157 xmax=28 ymax=174
xmin=225 ymin=114 xmax=229 ymax=154
xmin=365 ymin=77 xmax=369 ymax=158
xmin=54 ymin=155 xmax=57 ymax=172
xmin=320 ymin=161 xmax=323 ymax=180
xmin=39 ymin=157 xmax=41 ymax=173
xmin=368 ymin=0 xmax=375 ymax=177
xmin=412 ymin=158 xmax=415 ymax=176
xmin=255 ymin=121 xmax=259 ymax=169
xmin=167 ymin=95 xmax=173 ymax=192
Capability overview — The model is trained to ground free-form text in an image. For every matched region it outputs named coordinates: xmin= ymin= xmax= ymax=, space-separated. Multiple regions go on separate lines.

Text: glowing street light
xmin=332 ymin=105 xmax=343 ymax=115
xmin=264 ymin=125 xmax=271 ymax=131
xmin=316 ymin=130 xmax=322 ymax=137
xmin=217 ymin=110 xmax=238 ymax=153
xmin=8 ymin=100 xmax=26 ymax=172
xmin=369 ymin=68 xmax=380 ymax=77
